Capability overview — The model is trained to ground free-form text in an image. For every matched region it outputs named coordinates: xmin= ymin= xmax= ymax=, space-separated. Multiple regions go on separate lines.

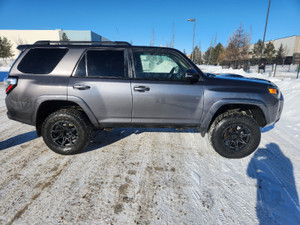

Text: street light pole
xmin=188 ymin=18 xmax=196 ymax=62
xmin=260 ymin=0 xmax=271 ymax=66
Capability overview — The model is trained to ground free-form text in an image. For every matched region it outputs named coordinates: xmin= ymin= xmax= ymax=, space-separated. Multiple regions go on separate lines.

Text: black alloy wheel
xmin=222 ymin=123 xmax=252 ymax=152
xmin=209 ymin=112 xmax=261 ymax=158
xmin=41 ymin=109 xmax=92 ymax=155
xmin=50 ymin=121 xmax=79 ymax=148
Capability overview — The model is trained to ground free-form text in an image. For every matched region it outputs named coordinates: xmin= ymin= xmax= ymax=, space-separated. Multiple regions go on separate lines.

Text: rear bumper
xmin=7 ymin=111 xmax=34 ymax=126
xmin=5 ymin=93 xmax=36 ymax=126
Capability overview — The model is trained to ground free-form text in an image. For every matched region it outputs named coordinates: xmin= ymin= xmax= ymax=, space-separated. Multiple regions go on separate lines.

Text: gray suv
xmin=4 ymin=41 xmax=284 ymax=158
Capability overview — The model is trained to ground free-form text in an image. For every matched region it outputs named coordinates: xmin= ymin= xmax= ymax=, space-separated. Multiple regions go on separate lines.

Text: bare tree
xmin=151 ymin=28 xmax=155 ymax=46
xmin=15 ymin=37 xmax=27 ymax=45
xmin=209 ymin=37 xmax=213 ymax=64
xmin=224 ymin=23 xmax=251 ymax=68
xmin=171 ymin=23 xmax=175 ymax=48
xmin=214 ymin=33 xmax=217 ymax=48
xmin=116 ymin=28 xmax=119 ymax=41
xmin=249 ymin=25 xmax=252 ymax=45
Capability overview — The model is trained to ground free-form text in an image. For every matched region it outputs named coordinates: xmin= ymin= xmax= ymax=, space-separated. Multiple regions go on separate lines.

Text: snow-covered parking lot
xmin=1 ymin=67 xmax=300 ymax=224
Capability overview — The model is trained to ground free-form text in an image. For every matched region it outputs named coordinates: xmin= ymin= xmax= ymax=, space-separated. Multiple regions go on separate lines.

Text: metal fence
xmin=249 ymin=64 xmax=300 ymax=78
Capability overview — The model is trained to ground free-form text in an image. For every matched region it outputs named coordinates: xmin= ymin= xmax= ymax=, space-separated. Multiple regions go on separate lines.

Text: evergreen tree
xmin=191 ymin=45 xmax=202 ymax=64
xmin=224 ymin=42 xmax=238 ymax=67
xmin=61 ymin=32 xmax=70 ymax=41
xmin=203 ymin=47 xmax=213 ymax=64
xmin=252 ymin=39 xmax=263 ymax=62
xmin=263 ymin=42 xmax=276 ymax=64
xmin=275 ymin=44 xmax=285 ymax=65
xmin=0 ymin=36 xmax=14 ymax=61
xmin=211 ymin=42 xmax=224 ymax=65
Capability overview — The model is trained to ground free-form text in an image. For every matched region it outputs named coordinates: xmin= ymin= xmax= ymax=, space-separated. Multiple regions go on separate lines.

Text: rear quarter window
xmin=17 ymin=48 xmax=68 ymax=74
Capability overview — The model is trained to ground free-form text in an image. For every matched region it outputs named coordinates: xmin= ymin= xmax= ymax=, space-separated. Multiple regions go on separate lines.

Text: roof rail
xmin=33 ymin=40 xmax=131 ymax=46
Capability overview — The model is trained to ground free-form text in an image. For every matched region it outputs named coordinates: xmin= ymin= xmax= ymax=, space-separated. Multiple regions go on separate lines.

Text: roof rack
xmin=33 ymin=40 xmax=131 ymax=46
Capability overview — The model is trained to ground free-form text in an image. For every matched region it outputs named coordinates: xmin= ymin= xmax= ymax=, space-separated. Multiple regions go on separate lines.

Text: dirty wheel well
xmin=36 ymin=101 xmax=89 ymax=136
xmin=208 ymin=104 xmax=266 ymax=131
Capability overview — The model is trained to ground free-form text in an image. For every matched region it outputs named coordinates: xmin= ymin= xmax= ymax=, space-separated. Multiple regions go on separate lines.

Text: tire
xmin=209 ymin=112 xmax=261 ymax=159
xmin=41 ymin=109 xmax=92 ymax=155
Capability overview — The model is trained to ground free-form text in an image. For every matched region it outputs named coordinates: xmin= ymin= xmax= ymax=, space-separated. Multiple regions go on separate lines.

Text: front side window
xmin=18 ymin=48 xmax=68 ymax=74
xmin=133 ymin=50 xmax=190 ymax=80
xmin=81 ymin=50 xmax=125 ymax=78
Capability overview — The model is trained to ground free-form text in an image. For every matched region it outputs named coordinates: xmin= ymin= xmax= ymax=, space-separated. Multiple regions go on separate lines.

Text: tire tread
xmin=208 ymin=111 xmax=261 ymax=158
xmin=41 ymin=108 xmax=92 ymax=155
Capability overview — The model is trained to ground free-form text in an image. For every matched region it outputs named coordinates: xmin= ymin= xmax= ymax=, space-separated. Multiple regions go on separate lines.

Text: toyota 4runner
xmin=4 ymin=41 xmax=284 ymax=158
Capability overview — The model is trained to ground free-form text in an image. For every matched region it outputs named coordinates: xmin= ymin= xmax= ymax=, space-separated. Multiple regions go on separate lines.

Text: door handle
xmin=73 ymin=84 xmax=91 ymax=90
xmin=134 ymin=86 xmax=150 ymax=92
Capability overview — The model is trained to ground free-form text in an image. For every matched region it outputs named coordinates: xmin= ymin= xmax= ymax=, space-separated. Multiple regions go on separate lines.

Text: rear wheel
xmin=209 ymin=112 xmax=261 ymax=158
xmin=41 ymin=109 xmax=92 ymax=155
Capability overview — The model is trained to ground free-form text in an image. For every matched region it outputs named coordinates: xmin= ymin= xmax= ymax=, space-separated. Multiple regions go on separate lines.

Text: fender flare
xmin=33 ymin=95 xmax=100 ymax=127
xmin=199 ymin=98 xmax=269 ymax=133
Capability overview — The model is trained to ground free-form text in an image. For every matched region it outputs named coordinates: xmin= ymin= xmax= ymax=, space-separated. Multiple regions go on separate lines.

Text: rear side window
xmin=75 ymin=55 xmax=86 ymax=77
xmin=76 ymin=50 xmax=125 ymax=78
xmin=18 ymin=48 xmax=68 ymax=74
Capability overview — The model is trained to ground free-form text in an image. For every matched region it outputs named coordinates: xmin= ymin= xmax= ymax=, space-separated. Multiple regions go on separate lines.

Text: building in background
xmin=0 ymin=29 xmax=110 ymax=58
xmin=249 ymin=35 xmax=300 ymax=64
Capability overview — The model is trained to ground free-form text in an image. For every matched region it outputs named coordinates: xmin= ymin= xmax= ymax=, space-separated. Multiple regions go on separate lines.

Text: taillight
xmin=4 ymin=77 xmax=18 ymax=94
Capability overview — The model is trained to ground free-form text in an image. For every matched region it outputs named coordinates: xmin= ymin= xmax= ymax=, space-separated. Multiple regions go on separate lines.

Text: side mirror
xmin=185 ymin=69 xmax=200 ymax=82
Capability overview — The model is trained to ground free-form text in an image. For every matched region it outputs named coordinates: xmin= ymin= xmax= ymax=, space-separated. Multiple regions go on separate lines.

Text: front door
xmin=131 ymin=49 xmax=204 ymax=125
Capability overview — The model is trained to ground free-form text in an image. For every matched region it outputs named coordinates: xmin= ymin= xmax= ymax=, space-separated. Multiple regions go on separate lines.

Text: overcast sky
xmin=0 ymin=0 xmax=299 ymax=54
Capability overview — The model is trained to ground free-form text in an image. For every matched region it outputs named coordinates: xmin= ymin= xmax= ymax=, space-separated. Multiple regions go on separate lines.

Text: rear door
xmin=130 ymin=48 xmax=204 ymax=125
xmin=68 ymin=48 xmax=132 ymax=124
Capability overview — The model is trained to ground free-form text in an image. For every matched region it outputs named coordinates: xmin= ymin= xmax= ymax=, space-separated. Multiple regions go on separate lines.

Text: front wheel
xmin=209 ymin=112 xmax=261 ymax=158
xmin=41 ymin=109 xmax=92 ymax=155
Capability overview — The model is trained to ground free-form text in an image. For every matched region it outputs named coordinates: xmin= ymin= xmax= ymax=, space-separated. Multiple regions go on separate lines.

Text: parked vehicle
xmin=4 ymin=41 xmax=284 ymax=158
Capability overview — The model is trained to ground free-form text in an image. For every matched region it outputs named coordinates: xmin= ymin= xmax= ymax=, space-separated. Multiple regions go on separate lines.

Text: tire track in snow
xmin=1 ymin=155 xmax=71 ymax=225
xmin=134 ymin=132 xmax=162 ymax=224
xmin=0 ymin=139 xmax=45 ymax=186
